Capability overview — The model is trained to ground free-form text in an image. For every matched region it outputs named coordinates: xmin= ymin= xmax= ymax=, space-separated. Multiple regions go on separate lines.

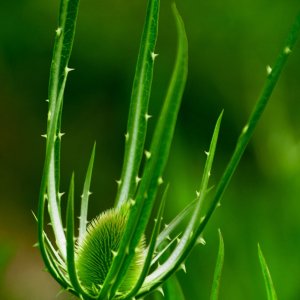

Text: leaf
xmin=115 ymin=0 xmax=160 ymax=208
xmin=155 ymin=199 xmax=196 ymax=249
xmin=132 ymin=0 xmax=189 ymax=274
xmin=38 ymin=71 xmax=69 ymax=265
xmin=197 ymin=11 xmax=300 ymax=240
xmin=123 ymin=185 xmax=168 ymax=299
xmin=78 ymin=143 xmax=96 ymax=246
xmin=163 ymin=274 xmax=185 ymax=300
xmin=139 ymin=110 xmax=223 ymax=297
xmin=258 ymin=244 xmax=278 ymax=300
xmin=66 ymin=174 xmax=91 ymax=298
xmin=38 ymin=0 xmax=80 ymax=274
xmin=96 ymin=1 xmax=161 ymax=298
xmin=106 ymin=3 xmax=189 ymax=298
xmin=210 ymin=230 xmax=224 ymax=300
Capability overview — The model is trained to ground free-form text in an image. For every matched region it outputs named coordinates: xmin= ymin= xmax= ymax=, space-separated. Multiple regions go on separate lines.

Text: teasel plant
xmin=35 ymin=0 xmax=300 ymax=299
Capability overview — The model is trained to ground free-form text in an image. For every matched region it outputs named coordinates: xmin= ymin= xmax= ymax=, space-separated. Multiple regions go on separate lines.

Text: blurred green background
xmin=0 ymin=0 xmax=300 ymax=299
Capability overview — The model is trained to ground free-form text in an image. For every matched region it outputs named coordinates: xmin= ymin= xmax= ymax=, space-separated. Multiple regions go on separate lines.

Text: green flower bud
xmin=76 ymin=205 xmax=145 ymax=294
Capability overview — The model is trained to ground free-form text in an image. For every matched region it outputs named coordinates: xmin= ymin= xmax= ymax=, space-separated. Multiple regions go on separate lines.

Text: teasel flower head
xmin=36 ymin=0 xmax=225 ymax=299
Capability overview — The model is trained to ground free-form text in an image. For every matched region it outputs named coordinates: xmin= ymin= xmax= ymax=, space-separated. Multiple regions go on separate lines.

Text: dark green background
xmin=0 ymin=0 xmax=300 ymax=299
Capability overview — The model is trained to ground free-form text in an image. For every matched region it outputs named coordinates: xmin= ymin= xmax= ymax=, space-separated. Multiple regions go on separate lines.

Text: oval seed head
xmin=76 ymin=205 xmax=146 ymax=295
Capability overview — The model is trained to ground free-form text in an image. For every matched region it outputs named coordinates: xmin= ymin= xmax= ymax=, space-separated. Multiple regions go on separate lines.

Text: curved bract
xmin=37 ymin=0 xmax=300 ymax=299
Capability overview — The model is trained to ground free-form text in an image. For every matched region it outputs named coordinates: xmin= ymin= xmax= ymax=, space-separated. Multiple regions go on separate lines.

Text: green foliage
xmin=210 ymin=231 xmax=224 ymax=300
xmin=36 ymin=0 xmax=300 ymax=299
xmin=162 ymin=274 xmax=186 ymax=300
xmin=258 ymin=244 xmax=278 ymax=300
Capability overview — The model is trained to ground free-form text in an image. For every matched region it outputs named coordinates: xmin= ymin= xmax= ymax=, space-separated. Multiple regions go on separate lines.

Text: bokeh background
xmin=1 ymin=0 xmax=300 ymax=299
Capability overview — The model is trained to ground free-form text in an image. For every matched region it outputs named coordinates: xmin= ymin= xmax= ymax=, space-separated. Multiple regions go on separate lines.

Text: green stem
xmin=199 ymin=11 xmax=300 ymax=235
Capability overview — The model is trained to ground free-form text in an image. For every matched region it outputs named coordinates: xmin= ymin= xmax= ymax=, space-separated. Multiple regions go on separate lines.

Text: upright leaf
xmin=210 ymin=230 xmax=224 ymax=300
xmin=163 ymin=274 xmax=185 ymax=300
xmin=115 ymin=0 xmax=160 ymax=208
xmin=140 ymin=111 xmax=222 ymax=296
xmin=197 ymin=12 xmax=300 ymax=238
xmin=78 ymin=143 xmax=96 ymax=246
xmin=104 ymin=3 xmax=188 ymax=297
xmin=96 ymin=1 xmax=161 ymax=298
xmin=258 ymin=244 xmax=278 ymax=300
xmin=38 ymin=0 xmax=80 ymax=284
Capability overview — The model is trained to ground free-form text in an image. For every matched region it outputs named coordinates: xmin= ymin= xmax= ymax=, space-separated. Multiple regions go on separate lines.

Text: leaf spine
xmin=180 ymin=263 xmax=187 ymax=273
xmin=145 ymin=150 xmax=151 ymax=159
xmin=56 ymin=27 xmax=62 ymax=36
xmin=284 ymin=46 xmax=292 ymax=54
xmin=145 ymin=113 xmax=152 ymax=121
xmin=158 ymin=176 xmax=163 ymax=185
xmin=151 ymin=52 xmax=159 ymax=61
xmin=266 ymin=65 xmax=272 ymax=75
xmin=156 ymin=286 xmax=164 ymax=296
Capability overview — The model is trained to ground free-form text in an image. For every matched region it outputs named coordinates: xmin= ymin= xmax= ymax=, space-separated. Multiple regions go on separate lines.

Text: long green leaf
xmin=102 ymin=3 xmax=188 ymax=298
xmin=78 ymin=143 xmax=96 ymax=246
xmin=258 ymin=244 xmax=278 ymax=300
xmin=163 ymin=274 xmax=185 ymax=300
xmin=210 ymin=230 xmax=224 ymax=300
xmin=97 ymin=1 xmax=161 ymax=298
xmin=123 ymin=186 xmax=168 ymax=300
xmin=48 ymin=0 xmax=80 ymax=106
xmin=66 ymin=174 xmax=92 ymax=299
xmin=38 ymin=0 xmax=80 ymax=270
xmin=38 ymin=71 xmax=69 ymax=265
xmin=140 ymin=111 xmax=222 ymax=295
xmin=115 ymin=0 xmax=160 ymax=208
xmin=129 ymin=0 xmax=188 ymax=252
xmin=197 ymin=11 xmax=300 ymax=242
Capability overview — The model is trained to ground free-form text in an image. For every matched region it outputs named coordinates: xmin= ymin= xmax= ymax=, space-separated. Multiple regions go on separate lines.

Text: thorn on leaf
xmin=196 ymin=236 xmax=206 ymax=245
xmin=65 ymin=66 xmax=74 ymax=74
xmin=242 ymin=124 xmax=249 ymax=134
xmin=145 ymin=150 xmax=151 ymax=159
xmin=158 ymin=177 xmax=163 ymax=185
xmin=58 ymin=192 xmax=65 ymax=199
xmin=33 ymin=242 xmax=39 ymax=248
xmin=180 ymin=263 xmax=187 ymax=273
xmin=58 ymin=132 xmax=65 ymax=139
xmin=151 ymin=52 xmax=159 ymax=61
xmin=266 ymin=65 xmax=272 ymax=75
xmin=135 ymin=176 xmax=141 ymax=184
xmin=145 ymin=113 xmax=152 ymax=121
xmin=56 ymin=27 xmax=62 ymax=36
xmin=284 ymin=46 xmax=292 ymax=54
xmin=156 ymin=286 xmax=164 ymax=296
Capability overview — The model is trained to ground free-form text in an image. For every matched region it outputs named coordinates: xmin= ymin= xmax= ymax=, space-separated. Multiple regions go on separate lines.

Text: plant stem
xmin=199 ymin=11 xmax=300 ymax=235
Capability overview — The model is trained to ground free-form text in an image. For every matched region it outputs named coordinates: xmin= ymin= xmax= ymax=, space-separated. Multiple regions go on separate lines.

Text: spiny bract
xmin=76 ymin=204 xmax=146 ymax=294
